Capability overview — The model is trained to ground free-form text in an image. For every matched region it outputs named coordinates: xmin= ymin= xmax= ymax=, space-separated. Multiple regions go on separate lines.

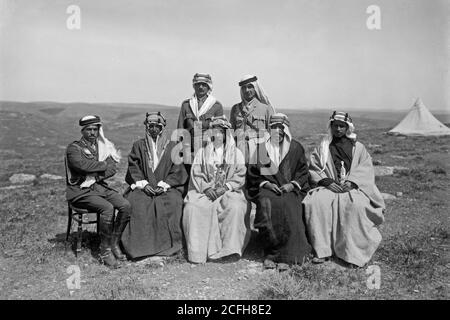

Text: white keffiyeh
xmin=266 ymin=115 xmax=292 ymax=169
xmin=80 ymin=125 xmax=121 ymax=188
xmin=189 ymin=94 xmax=217 ymax=119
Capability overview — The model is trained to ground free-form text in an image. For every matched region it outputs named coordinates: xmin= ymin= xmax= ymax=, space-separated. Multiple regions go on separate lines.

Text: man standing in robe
xmin=229 ymin=75 xmax=275 ymax=164
xmin=183 ymin=116 xmax=250 ymax=264
xmin=121 ymin=112 xmax=188 ymax=260
xmin=65 ymin=115 xmax=131 ymax=268
xmin=247 ymin=113 xmax=311 ymax=270
xmin=303 ymin=111 xmax=385 ymax=267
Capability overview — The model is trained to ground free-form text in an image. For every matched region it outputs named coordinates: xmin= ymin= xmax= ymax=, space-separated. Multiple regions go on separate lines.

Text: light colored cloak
xmin=183 ymin=134 xmax=250 ymax=263
xmin=303 ymin=140 xmax=385 ymax=267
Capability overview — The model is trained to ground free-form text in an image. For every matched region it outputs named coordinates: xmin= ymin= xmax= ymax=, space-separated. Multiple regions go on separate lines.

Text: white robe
xmin=182 ymin=143 xmax=250 ymax=263
xmin=303 ymin=141 xmax=385 ymax=267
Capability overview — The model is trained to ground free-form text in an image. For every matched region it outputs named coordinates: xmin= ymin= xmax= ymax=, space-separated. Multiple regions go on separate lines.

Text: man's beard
xmin=86 ymin=136 xmax=97 ymax=143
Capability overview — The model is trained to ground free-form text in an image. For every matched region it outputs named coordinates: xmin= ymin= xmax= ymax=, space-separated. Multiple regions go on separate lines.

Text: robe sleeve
xmin=164 ymin=162 xmax=188 ymax=188
xmin=265 ymin=104 xmax=274 ymax=130
xmin=224 ymin=150 xmax=246 ymax=191
xmin=346 ymin=145 xmax=373 ymax=187
xmin=178 ymin=101 xmax=196 ymax=129
xmin=317 ymin=178 xmax=334 ymax=187
xmin=66 ymin=144 xmax=107 ymax=174
xmin=125 ymin=141 xmax=147 ymax=186
xmin=246 ymin=162 xmax=267 ymax=198
xmin=347 ymin=144 xmax=385 ymax=209
xmin=96 ymin=157 xmax=118 ymax=181
xmin=190 ymin=149 xmax=214 ymax=193
xmin=177 ymin=106 xmax=184 ymax=129
xmin=308 ymin=146 xmax=329 ymax=184
xmin=290 ymin=143 xmax=310 ymax=192
xmin=229 ymin=105 xmax=237 ymax=130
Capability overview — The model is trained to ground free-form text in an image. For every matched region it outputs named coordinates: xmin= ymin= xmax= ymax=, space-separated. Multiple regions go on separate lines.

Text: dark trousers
xmin=72 ymin=184 xmax=131 ymax=237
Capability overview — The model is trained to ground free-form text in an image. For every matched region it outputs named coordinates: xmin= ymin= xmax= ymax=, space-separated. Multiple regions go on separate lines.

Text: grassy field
xmin=0 ymin=102 xmax=448 ymax=300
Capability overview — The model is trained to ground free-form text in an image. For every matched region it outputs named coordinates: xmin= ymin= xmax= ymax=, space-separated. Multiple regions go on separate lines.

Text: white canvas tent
xmin=388 ymin=98 xmax=450 ymax=136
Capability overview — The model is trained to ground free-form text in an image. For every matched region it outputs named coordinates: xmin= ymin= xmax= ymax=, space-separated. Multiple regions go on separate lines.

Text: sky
xmin=0 ymin=0 xmax=448 ymax=111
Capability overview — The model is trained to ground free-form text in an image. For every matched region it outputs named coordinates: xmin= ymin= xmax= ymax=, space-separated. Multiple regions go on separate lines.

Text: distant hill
xmin=2 ymin=100 xmax=448 ymax=119
xmin=1 ymin=100 xmax=448 ymax=182
xmin=1 ymin=101 xmax=448 ymax=136
xmin=0 ymin=101 xmax=178 ymax=121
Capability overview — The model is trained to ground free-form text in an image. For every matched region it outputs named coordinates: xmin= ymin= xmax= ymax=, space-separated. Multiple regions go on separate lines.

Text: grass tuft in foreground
xmin=257 ymin=226 xmax=449 ymax=300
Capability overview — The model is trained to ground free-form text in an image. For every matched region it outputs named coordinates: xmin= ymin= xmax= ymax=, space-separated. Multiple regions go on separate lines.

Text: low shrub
xmin=431 ymin=166 xmax=447 ymax=175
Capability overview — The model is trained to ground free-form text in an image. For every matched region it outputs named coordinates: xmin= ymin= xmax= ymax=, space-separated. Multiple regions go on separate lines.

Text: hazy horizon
xmin=2 ymin=99 xmax=450 ymax=115
xmin=1 ymin=0 xmax=448 ymax=111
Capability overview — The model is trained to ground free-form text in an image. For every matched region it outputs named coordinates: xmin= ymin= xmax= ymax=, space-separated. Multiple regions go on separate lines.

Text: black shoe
xmin=219 ymin=253 xmax=240 ymax=263
xmin=312 ymin=257 xmax=328 ymax=264
xmin=263 ymin=259 xmax=276 ymax=269
xmin=276 ymin=263 xmax=290 ymax=272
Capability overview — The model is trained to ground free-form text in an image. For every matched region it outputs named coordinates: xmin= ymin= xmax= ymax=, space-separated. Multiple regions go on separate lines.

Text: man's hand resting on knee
xmin=263 ymin=182 xmax=282 ymax=195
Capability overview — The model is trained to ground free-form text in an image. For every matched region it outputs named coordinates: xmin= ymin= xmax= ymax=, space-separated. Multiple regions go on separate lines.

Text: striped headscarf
xmin=209 ymin=115 xmax=232 ymax=129
xmin=318 ymin=111 xmax=357 ymax=173
xmin=144 ymin=111 xmax=167 ymax=128
xmin=329 ymin=111 xmax=356 ymax=140
xmin=192 ymin=73 xmax=213 ymax=91
xmin=269 ymin=113 xmax=291 ymax=128
xmin=79 ymin=114 xmax=101 ymax=128
xmin=144 ymin=112 xmax=169 ymax=171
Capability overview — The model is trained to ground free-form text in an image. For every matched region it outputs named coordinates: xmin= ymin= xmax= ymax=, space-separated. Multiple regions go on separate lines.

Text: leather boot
xmin=99 ymin=232 xmax=119 ymax=268
xmin=98 ymin=217 xmax=119 ymax=268
xmin=111 ymin=212 xmax=129 ymax=261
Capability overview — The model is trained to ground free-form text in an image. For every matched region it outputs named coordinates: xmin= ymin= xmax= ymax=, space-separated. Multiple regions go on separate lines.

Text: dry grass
xmin=257 ymin=226 xmax=449 ymax=300
xmin=92 ymin=274 xmax=162 ymax=300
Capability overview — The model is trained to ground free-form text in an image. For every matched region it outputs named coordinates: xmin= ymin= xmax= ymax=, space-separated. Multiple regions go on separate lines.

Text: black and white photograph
xmin=0 ymin=0 xmax=448 ymax=303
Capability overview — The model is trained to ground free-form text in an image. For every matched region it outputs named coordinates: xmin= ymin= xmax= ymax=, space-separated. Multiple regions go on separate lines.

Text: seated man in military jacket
xmin=65 ymin=115 xmax=131 ymax=268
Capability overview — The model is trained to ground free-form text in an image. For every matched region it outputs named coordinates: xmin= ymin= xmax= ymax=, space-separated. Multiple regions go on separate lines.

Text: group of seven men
xmin=65 ymin=73 xmax=385 ymax=270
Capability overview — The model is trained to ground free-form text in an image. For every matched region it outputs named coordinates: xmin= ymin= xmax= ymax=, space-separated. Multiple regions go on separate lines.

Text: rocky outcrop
xmin=9 ymin=173 xmax=36 ymax=184
xmin=40 ymin=174 xmax=64 ymax=180
xmin=381 ymin=193 xmax=397 ymax=200
xmin=374 ymin=166 xmax=409 ymax=176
